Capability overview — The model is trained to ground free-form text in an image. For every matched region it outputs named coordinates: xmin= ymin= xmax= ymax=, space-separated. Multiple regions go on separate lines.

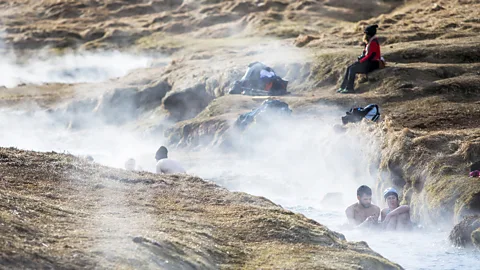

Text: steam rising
xmin=0 ymin=51 xmax=151 ymax=88
xmin=186 ymin=111 xmax=380 ymax=209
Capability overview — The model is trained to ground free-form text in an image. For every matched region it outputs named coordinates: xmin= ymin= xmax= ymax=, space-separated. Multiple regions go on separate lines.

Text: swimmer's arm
xmin=387 ymin=205 xmax=410 ymax=217
xmin=345 ymin=205 xmax=358 ymax=226
xmin=357 ymin=206 xmax=380 ymax=228
xmin=380 ymin=208 xmax=387 ymax=222
xmin=374 ymin=205 xmax=381 ymax=220
xmin=357 ymin=216 xmax=377 ymax=228
xmin=382 ymin=206 xmax=410 ymax=226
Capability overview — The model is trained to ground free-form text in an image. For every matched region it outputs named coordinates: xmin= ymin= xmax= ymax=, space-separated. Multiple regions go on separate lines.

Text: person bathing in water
xmin=155 ymin=146 xmax=186 ymax=174
xmin=381 ymin=187 xmax=412 ymax=231
xmin=338 ymin=24 xmax=382 ymax=93
xmin=125 ymin=158 xmax=136 ymax=171
xmin=124 ymin=158 xmax=143 ymax=171
xmin=345 ymin=185 xmax=380 ymax=229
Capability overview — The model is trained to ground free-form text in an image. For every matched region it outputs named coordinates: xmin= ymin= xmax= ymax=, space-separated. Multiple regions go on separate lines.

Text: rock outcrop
xmin=56 ymin=79 xmax=172 ymax=127
xmin=377 ymin=122 xmax=480 ymax=227
xmin=449 ymin=215 xmax=480 ymax=248
xmin=472 ymin=228 xmax=480 ymax=250
xmin=0 ymin=147 xmax=403 ymax=269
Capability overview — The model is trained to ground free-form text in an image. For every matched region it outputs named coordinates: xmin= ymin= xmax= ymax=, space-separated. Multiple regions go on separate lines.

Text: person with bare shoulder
xmin=155 ymin=146 xmax=186 ymax=174
xmin=345 ymin=185 xmax=380 ymax=229
xmin=380 ymin=187 xmax=412 ymax=231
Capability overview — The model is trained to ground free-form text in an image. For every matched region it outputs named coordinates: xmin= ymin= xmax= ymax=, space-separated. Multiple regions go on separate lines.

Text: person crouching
xmin=381 ymin=187 xmax=412 ymax=231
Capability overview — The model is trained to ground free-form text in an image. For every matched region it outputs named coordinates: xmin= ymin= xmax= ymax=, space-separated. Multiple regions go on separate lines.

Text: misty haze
xmin=1 ymin=1 xmax=479 ymax=270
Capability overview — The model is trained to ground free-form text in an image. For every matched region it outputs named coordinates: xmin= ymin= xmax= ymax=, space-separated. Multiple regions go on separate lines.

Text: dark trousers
xmin=341 ymin=61 xmax=379 ymax=90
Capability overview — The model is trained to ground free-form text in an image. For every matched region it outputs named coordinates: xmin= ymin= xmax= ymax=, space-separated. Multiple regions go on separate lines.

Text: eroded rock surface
xmin=0 ymin=147 xmax=402 ymax=269
xmin=472 ymin=228 xmax=480 ymax=250
xmin=449 ymin=215 xmax=480 ymax=248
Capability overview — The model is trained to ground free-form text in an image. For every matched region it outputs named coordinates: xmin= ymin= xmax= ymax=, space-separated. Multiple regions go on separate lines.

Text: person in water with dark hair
xmin=338 ymin=24 xmax=382 ymax=93
xmin=155 ymin=146 xmax=186 ymax=174
xmin=345 ymin=185 xmax=380 ymax=229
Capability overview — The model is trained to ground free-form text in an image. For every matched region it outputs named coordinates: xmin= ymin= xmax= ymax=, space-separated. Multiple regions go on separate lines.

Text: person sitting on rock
xmin=380 ymin=187 xmax=412 ymax=231
xmin=338 ymin=24 xmax=382 ymax=93
xmin=345 ymin=185 xmax=380 ymax=229
xmin=155 ymin=146 xmax=186 ymax=174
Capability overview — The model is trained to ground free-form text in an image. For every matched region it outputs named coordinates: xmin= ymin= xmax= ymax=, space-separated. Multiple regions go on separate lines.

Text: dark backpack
xmin=342 ymin=104 xmax=380 ymax=125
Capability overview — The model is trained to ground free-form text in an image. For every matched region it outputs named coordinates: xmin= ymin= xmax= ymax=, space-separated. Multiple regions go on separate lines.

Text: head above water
xmin=155 ymin=146 xmax=168 ymax=161
xmin=383 ymin=187 xmax=399 ymax=209
xmin=383 ymin=187 xmax=398 ymax=199
xmin=125 ymin=158 xmax=136 ymax=171
xmin=357 ymin=185 xmax=373 ymax=208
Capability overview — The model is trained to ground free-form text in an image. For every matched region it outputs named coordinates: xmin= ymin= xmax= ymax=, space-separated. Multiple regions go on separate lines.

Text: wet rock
xmin=62 ymin=79 xmax=171 ymax=126
xmin=449 ymin=215 xmax=480 ymax=247
xmin=165 ymin=117 xmax=231 ymax=148
xmin=163 ymin=83 xmax=214 ymax=121
xmin=93 ymin=87 xmax=139 ymax=124
xmin=137 ymin=80 xmax=172 ymax=111
xmin=472 ymin=228 xmax=480 ymax=250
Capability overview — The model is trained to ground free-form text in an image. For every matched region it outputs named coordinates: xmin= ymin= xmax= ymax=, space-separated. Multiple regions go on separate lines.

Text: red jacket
xmin=359 ymin=36 xmax=381 ymax=63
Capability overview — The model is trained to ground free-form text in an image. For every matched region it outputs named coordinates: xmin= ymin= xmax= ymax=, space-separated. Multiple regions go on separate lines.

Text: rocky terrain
xmin=0 ymin=0 xmax=403 ymax=51
xmin=1 ymin=0 xmax=480 ymax=267
xmin=0 ymin=147 xmax=402 ymax=269
xmin=449 ymin=215 xmax=480 ymax=249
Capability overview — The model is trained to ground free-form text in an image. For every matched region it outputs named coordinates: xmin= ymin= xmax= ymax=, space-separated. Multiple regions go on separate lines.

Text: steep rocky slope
xmin=0 ymin=0 xmax=403 ymax=51
xmin=0 ymin=147 xmax=402 ymax=269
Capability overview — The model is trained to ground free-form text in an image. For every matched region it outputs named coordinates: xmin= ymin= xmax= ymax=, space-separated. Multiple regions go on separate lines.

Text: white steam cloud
xmin=184 ymin=106 xmax=380 ymax=209
xmin=0 ymin=51 xmax=151 ymax=88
